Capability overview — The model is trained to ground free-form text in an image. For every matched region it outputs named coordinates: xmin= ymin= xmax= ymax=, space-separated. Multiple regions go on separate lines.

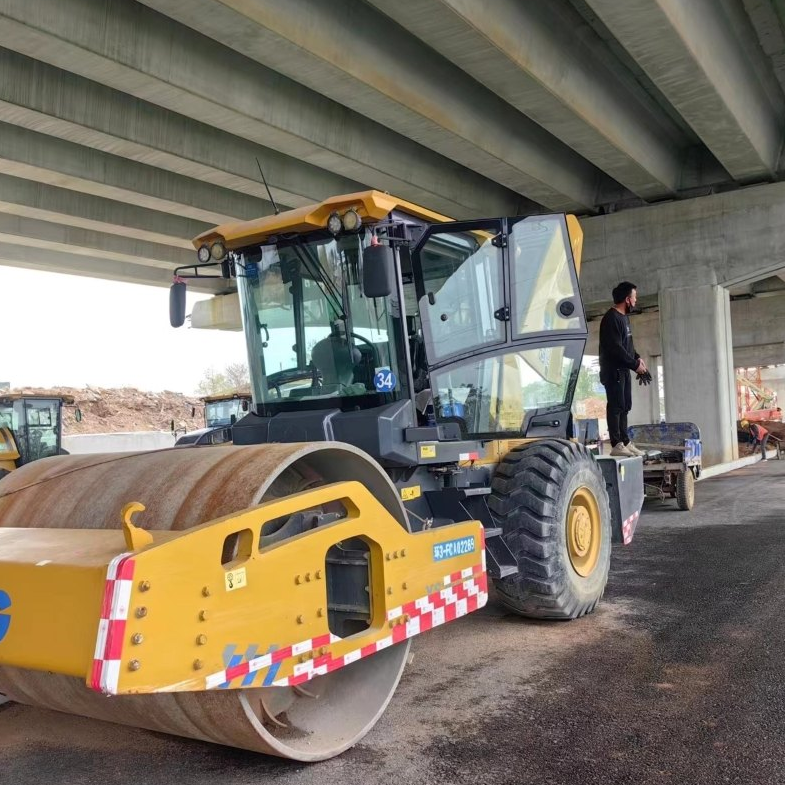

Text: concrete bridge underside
xmin=3 ymin=0 xmax=785 ymax=463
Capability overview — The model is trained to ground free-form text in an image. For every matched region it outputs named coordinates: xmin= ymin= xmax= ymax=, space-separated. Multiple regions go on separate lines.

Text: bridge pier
xmin=659 ymin=285 xmax=738 ymax=466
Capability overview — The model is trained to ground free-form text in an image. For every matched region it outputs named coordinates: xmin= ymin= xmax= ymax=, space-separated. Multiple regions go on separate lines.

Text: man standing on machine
xmin=599 ymin=281 xmax=649 ymax=457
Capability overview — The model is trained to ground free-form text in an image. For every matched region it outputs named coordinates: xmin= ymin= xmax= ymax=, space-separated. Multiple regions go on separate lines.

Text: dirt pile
xmin=6 ymin=387 xmax=203 ymax=434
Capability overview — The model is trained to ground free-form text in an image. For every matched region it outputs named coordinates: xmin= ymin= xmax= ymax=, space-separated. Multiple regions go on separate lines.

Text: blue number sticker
xmin=432 ymin=536 xmax=476 ymax=562
xmin=0 ymin=590 xmax=11 ymax=643
xmin=374 ymin=367 xmax=396 ymax=392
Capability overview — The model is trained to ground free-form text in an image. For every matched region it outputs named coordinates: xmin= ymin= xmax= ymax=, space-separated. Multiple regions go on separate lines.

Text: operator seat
xmin=310 ymin=335 xmax=363 ymax=394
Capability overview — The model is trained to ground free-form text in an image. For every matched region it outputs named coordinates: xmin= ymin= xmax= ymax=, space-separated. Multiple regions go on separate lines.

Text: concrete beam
xmin=141 ymin=0 xmax=608 ymax=211
xmin=580 ymin=181 xmax=785 ymax=309
xmin=0 ymin=0 xmax=521 ymax=218
xmin=0 ymin=47 xmax=364 ymax=211
xmin=588 ymin=292 xmax=785 ymax=368
xmin=0 ymin=242 xmax=224 ymax=294
xmin=366 ymin=0 xmax=684 ymax=199
xmin=0 ymin=122 xmax=271 ymax=224
xmin=734 ymin=343 xmax=785 ymax=368
xmin=742 ymin=0 xmax=785 ymax=98
xmin=0 ymin=174 xmax=209 ymax=249
xmin=585 ymin=0 xmax=784 ymax=181
xmin=0 ymin=212 xmax=194 ymax=270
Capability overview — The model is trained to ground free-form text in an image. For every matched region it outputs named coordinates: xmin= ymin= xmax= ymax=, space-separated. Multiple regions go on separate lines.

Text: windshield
xmin=237 ymin=232 xmax=406 ymax=406
xmin=204 ymin=399 xmax=246 ymax=427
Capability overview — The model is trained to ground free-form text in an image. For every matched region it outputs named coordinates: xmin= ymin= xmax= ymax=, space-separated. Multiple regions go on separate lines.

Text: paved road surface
xmin=2 ymin=460 xmax=784 ymax=784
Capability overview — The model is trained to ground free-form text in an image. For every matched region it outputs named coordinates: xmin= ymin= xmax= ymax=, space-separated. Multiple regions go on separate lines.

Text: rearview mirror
xmin=169 ymin=282 xmax=187 ymax=327
xmin=362 ymin=244 xmax=394 ymax=299
xmin=74 ymin=408 xmax=82 ymax=423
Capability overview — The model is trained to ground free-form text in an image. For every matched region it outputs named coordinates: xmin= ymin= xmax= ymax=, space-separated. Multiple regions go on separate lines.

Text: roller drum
xmin=0 ymin=442 xmax=410 ymax=761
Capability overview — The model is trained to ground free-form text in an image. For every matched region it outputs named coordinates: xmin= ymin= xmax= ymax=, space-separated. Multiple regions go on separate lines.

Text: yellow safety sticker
xmin=224 ymin=567 xmax=247 ymax=592
xmin=401 ymin=485 xmax=422 ymax=501
xmin=420 ymin=444 xmax=437 ymax=459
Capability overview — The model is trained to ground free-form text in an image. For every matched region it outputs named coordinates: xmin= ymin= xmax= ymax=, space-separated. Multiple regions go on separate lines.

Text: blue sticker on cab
xmin=433 ymin=536 xmax=476 ymax=562
xmin=374 ymin=367 xmax=396 ymax=392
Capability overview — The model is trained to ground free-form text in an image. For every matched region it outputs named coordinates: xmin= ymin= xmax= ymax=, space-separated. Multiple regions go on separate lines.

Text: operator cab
xmin=171 ymin=191 xmax=588 ymax=460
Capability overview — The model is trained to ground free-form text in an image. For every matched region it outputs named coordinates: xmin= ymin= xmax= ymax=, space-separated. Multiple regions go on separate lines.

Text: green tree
xmin=225 ymin=362 xmax=251 ymax=392
xmin=197 ymin=363 xmax=251 ymax=396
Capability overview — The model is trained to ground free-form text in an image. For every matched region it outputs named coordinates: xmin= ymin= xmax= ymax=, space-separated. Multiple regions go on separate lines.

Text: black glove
xmin=638 ymin=370 xmax=653 ymax=386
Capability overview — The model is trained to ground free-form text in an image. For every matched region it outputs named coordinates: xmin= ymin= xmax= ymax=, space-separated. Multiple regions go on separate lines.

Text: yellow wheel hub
xmin=567 ymin=487 xmax=601 ymax=577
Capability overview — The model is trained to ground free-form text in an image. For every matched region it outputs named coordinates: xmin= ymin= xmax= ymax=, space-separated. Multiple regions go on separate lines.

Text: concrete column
xmin=629 ymin=354 xmax=660 ymax=426
xmin=660 ymin=285 xmax=738 ymax=466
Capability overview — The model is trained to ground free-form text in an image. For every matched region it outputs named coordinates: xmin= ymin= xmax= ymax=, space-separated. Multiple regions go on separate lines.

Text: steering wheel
xmin=266 ymin=368 xmax=315 ymax=399
xmin=350 ymin=332 xmax=381 ymax=366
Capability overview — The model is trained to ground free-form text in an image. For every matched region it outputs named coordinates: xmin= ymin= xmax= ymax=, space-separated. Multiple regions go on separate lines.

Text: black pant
xmin=752 ymin=434 xmax=770 ymax=459
xmin=602 ymin=368 xmax=632 ymax=447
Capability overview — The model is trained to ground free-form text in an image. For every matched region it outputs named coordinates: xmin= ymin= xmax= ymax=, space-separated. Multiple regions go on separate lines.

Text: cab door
xmin=411 ymin=215 xmax=587 ymax=440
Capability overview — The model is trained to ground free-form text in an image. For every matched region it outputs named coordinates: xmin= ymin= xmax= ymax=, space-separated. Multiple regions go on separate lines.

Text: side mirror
xmin=241 ymin=399 xmax=249 ymax=412
xmin=169 ymin=281 xmax=187 ymax=327
xmin=230 ymin=414 xmax=237 ymax=426
xmin=170 ymin=419 xmax=175 ymax=432
xmin=191 ymin=406 xmax=196 ymax=418
xmin=74 ymin=408 xmax=82 ymax=423
xmin=362 ymin=244 xmax=394 ymax=299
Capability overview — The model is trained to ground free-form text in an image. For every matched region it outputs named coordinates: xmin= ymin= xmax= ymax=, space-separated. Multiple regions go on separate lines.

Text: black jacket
xmin=599 ymin=308 xmax=639 ymax=379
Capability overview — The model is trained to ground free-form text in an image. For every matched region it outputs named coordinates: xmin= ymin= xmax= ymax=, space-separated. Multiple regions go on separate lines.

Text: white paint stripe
xmin=294 ymin=660 xmax=314 ymax=677
xmin=105 ymin=553 xmax=128 ymax=581
xmin=343 ymin=649 xmax=362 ymax=665
xmin=101 ymin=660 xmax=121 ymax=694
xmin=376 ymin=636 xmax=393 ymax=651
xmin=292 ymin=640 xmax=312 ymax=656
xmin=206 ymin=671 xmax=227 ymax=689
xmin=248 ymin=653 xmax=272 ymax=672
xmin=110 ymin=580 xmax=133 ymax=620
xmin=93 ymin=619 xmax=110 ymax=659
xmin=386 ymin=605 xmax=403 ymax=621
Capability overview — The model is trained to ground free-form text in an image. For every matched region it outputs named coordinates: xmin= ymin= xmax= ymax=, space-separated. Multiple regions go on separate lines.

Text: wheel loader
xmin=0 ymin=393 xmax=77 ymax=478
xmin=175 ymin=391 xmax=252 ymax=446
xmin=0 ymin=191 xmax=643 ymax=761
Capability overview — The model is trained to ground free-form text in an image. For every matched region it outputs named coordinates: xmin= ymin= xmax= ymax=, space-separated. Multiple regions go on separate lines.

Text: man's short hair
xmin=612 ymin=281 xmax=637 ymax=304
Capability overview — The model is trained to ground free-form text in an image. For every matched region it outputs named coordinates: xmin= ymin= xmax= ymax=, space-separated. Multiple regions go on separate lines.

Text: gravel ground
xmin=2 ymin=459 xmax=784 ymax=785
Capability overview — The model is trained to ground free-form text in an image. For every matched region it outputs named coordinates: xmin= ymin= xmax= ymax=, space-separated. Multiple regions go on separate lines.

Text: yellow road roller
xmin=0 ymin=191 xmax=643 ymax=761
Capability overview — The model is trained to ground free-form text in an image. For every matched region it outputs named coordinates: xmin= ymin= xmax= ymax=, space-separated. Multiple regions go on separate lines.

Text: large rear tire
xmin=489 ymin=440 xmax=612 ymax=620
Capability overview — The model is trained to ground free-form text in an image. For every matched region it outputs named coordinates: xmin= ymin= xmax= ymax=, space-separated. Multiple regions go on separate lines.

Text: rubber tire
xmin=676 ymin=468 xmax=695 ymax=511
xmin=488 ymin=439 xmax=612 ymax=620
